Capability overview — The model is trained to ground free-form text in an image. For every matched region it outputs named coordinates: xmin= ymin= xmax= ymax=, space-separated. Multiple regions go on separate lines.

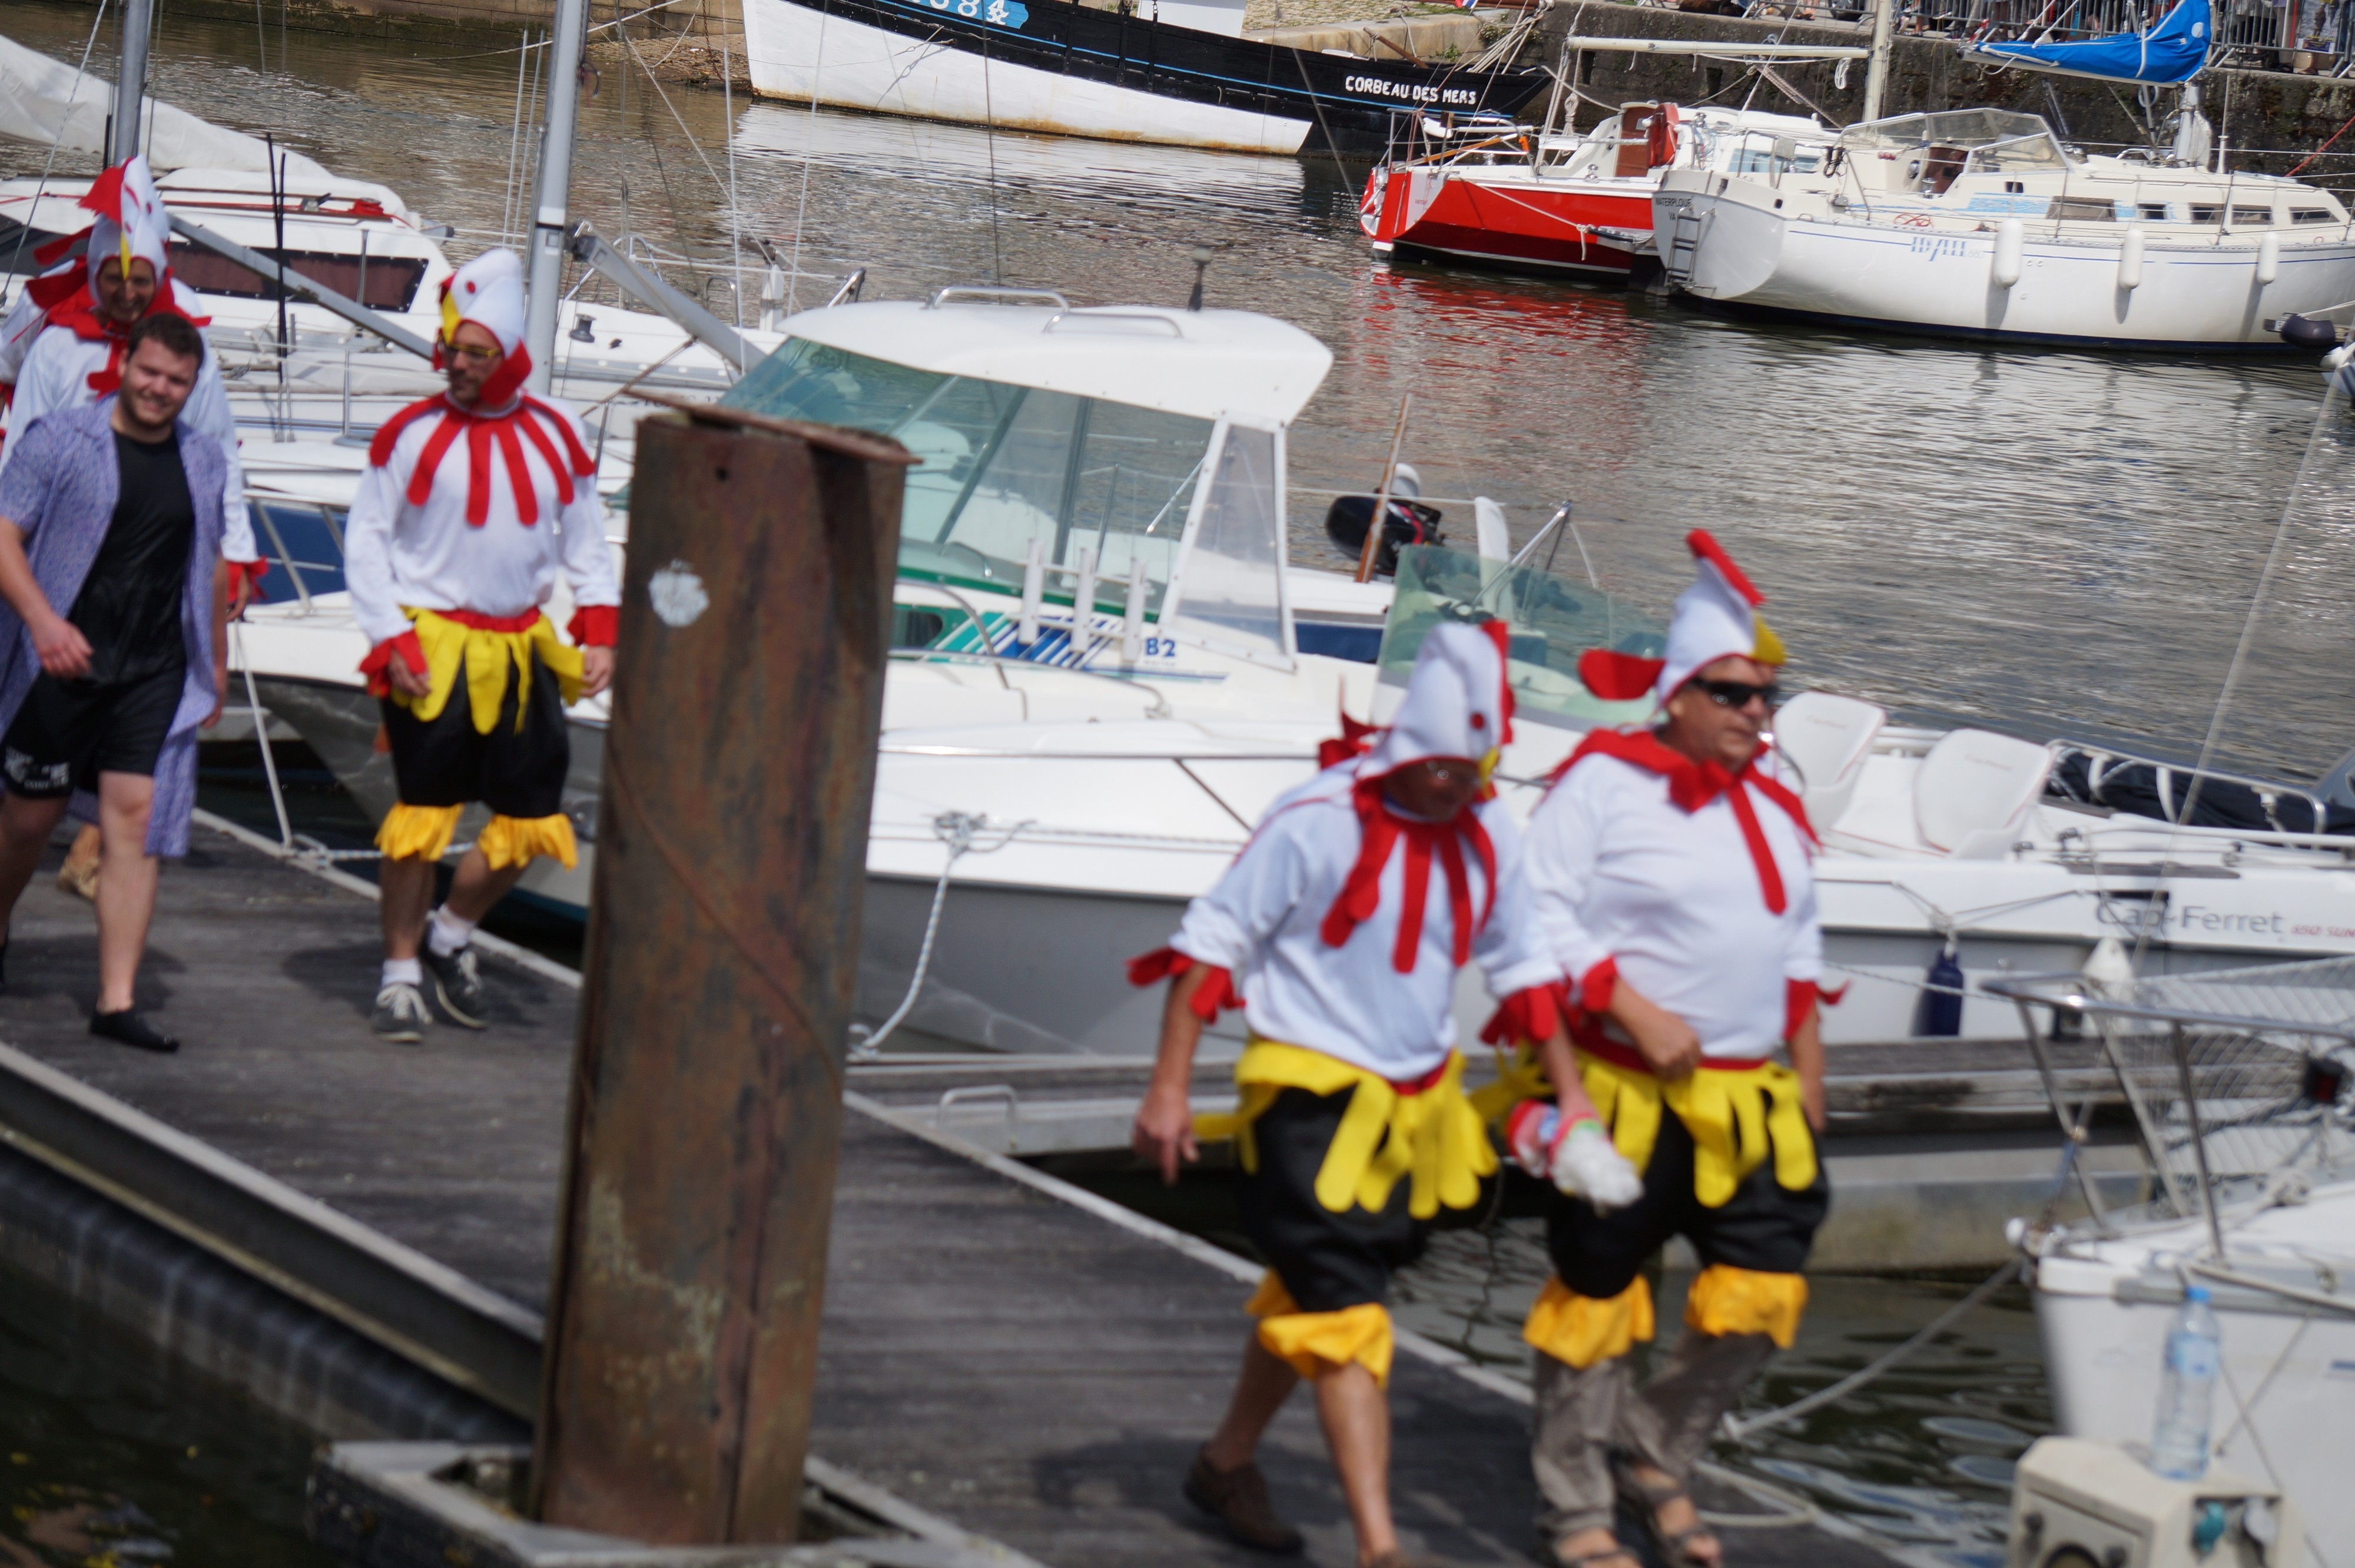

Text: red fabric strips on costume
xmin=43 ymin=287 xmax=207 ymax=397
xmin=360 ymin=631 xmax=429 ymax=697
xmin=1125 ymin=947 xmax=1239 ymax=1019
xmin=1317 ymin=711 xmax=1379 ymax=771
xmin=1478 ymin=983 xmax=1563 ymax=1048
xmin=1319 ymin=778 xmax=1497 ymax=973
xmin=1553 ymin=728 xmax=1815 ymax=914
xmin=1783 ymin=977 xmax=1847 ymax=1041
xmin=568 ymin=605 xmax=618 ymax=648
xmin=370 ymin=390 xmax=596 ymax=528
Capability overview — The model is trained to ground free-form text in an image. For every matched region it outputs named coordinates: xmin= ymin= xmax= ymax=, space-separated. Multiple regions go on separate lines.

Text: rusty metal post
xmin=530 ymin=405 xmax=912 ymax=1544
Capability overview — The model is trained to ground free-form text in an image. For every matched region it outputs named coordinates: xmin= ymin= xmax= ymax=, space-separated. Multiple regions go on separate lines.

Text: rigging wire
xmin=1 ymin=0 xmax=108 ymax=286
xmin=783 ymin=3 xmax=827 ymax=316
xmin=982 ymin=27 xmax=1003 ymax=284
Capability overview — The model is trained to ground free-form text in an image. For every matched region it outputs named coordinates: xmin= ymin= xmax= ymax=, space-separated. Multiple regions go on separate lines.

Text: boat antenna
xmin=1186 ymin=246 xmax=1213 ymax=311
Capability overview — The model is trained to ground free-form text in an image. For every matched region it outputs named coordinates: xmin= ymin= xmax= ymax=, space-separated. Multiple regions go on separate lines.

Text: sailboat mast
xmin=113 ymin=0 xmax=154 ymax=162
xmin=1860 ymin=0 xmax=1893 ymax=121
xmin=524 ymin=0 xmax=590 ymax=395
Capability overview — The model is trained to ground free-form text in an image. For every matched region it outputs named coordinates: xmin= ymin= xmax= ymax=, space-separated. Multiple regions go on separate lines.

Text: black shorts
xmin=382 ymin=654 xmax=569 ymax=818
xmin=1545 ymin=1105 xmax=1829 ymax=1300
xmin=1238 ymin=1087 xmax=1429 ymax=1314
xmin=1 ymin=665 xmax=184 ymax=798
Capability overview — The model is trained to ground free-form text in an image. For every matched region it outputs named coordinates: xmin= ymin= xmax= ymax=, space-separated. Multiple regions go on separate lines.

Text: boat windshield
xmin=1380 ymin=546 xmax=1662 ymax=730
xmin=722 ymin=337 xmax=1216 ymax=619
xmin=1838 ymin=108 xmax=2069 ymax=170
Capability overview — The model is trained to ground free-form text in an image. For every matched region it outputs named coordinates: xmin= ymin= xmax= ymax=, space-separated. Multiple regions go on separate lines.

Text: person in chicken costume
xmin=0 ymin=157 xmax=261 ymax=594
xmin=1508 ymin=531 xmax=1830 ymax=1568
xmin=344 ymin=247 xmax=618 ymax=1043
xmin=1129 ymin=621 xmax=1642 ymax=1568
xmin=1 ymin=158 xmax=268 ymax=900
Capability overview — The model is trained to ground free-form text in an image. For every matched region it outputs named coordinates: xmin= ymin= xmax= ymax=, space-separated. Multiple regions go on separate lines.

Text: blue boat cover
xmin=1964 ymin=0 xmax=2209 ymax=84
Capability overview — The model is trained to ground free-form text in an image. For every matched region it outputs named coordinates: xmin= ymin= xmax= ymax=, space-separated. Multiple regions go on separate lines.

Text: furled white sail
xmin=0 ymin=31 xmax=331 ymax=181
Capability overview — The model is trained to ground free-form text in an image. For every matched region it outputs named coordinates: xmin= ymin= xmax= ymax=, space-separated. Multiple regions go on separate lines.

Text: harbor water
xmin=0 ymin=1264 xmax=326 ymax=1568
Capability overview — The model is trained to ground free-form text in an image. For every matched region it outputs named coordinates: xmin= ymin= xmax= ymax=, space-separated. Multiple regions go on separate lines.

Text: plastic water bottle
xmin=2150 ymin=1285 xmax=2221 ymax=1480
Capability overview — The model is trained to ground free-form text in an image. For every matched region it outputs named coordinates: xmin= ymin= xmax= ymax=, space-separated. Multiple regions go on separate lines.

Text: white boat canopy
xmin=780 ymin=296 xmax=1334 ymax=427
xmin=0 ymin=30 xmax=331 ymax=181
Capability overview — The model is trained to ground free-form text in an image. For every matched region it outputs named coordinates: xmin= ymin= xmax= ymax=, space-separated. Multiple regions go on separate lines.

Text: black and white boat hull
xmin=741 ymin=0 xmax=1548 ymax=156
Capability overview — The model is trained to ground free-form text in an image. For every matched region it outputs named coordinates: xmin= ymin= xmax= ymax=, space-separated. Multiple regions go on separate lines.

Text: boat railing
xmin=2046 ymin=738 xmax=2340 ymax=837
xmin=1986 ymin=959 xmax=2355 ymax=1251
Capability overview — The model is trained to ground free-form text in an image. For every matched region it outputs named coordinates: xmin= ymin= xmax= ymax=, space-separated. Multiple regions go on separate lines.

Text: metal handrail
xmin=924 ymin=286 xmax=1072 ymax=310
xmin=1983 ymin=972 xmax=2355 ymax=1046
xmin=2048 ymin=736 xmax=2339 ymax=836
xmin=1043 ymin=311 xmax=1183 ymax=337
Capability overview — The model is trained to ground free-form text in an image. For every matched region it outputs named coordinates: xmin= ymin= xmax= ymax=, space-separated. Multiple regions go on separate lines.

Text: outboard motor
xmin=2277 ymin=313 xmax=2340 ymax=351
xmin=1325 ymin=462 xmax=1445 ymax=579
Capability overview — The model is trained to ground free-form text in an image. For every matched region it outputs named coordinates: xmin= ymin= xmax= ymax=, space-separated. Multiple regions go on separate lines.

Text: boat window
xmin=165 ymin=242 xmax=427 ymax=311
xmin=2190 ymin=203 xmax=2223 ymax=223
xmin=2139 ymin=202 xmax=2171 ymax=221
xmin=2292 ymin=207 xmax=2337 ymax=224
xmin=1726 ymin=145 xmax=1824 ymax=176
xmin=2048 ymin=196 xmax=2118 ymax=223
xmin=1167 ymin=423 xmax=1289 ymax=664
xmin=1840 ymin=109 xmax=2059 ymax=161
xmin=1379 ymin=545 xmax=1661 ymax=731
xmin=721 ymin=337 xmax=1213 ymax=618
xmin=2231 ymin=205 xmax=2274 ymax=227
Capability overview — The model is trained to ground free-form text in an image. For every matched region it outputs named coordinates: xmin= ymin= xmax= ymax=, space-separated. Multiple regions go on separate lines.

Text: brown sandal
xmin=1611 ymin=1459 xmax=1722 ymax=1568
xmin=1183 ymin=1447 xmax=1303 ymax=1554
xmin=1545 ymin=1538 xmax=1640 ymax=1568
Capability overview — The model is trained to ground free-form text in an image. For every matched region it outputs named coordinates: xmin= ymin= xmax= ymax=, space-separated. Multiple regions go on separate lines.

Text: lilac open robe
xmin=0 ymin=400 xmax=226 ymax=857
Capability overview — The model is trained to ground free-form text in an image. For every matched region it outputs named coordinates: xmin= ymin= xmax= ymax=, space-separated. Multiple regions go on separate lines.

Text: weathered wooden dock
xmin=0 ymin=817 xmax=1909 ymax=1567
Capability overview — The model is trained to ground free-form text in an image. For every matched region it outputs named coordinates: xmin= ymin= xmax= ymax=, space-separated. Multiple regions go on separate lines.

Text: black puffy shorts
xmin=1 ymin=665 xmax=184 ymax=798
xmin=383 ymin=655 xmax=569 ymax=818
xmin=1238 ymin=1087 xmax=1429 ymax=1314
xmin=1545 ymin=1105 xmax=1829 ymax=1300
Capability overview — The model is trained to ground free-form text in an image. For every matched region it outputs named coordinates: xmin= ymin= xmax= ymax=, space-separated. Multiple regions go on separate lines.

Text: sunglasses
xmin=1691 ymin=677 xmax=1783 ymax=711
xmin=443 ymin=341 xmax=503 ymax=365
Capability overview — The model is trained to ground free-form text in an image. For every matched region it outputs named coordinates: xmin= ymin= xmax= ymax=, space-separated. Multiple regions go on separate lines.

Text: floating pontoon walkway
xmin=0 ymin=818 xmax=1900 ymax=1567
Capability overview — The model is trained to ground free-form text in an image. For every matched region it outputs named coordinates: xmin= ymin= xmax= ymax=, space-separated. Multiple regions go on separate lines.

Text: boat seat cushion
xmin=1772 ymin=691 xmax=1886 ymax=833
xmin=1913 ymin=728 xmax=2052 ymax=853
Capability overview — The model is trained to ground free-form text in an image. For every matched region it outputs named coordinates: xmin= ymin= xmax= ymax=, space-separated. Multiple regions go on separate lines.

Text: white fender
xmin=2118 ymin=224 xmax=2145 ymax=290
xmin=2257 ymin=230 xmax=2280 ymax=286
xmin=1992 ymin=219 xmax=2024 ymax=288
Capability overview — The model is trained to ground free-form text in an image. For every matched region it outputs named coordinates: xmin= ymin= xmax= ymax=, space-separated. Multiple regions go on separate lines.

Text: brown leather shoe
xmin=1183 ymin=1448 xmax=1304 ymax=1554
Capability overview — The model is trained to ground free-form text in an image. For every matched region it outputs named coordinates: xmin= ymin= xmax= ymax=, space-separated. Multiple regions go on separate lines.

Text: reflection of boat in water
xmin=739 ymin=0 xmax=1548 ymax=157
xmin=1363 ymin=101 xmax=1836 ymax=281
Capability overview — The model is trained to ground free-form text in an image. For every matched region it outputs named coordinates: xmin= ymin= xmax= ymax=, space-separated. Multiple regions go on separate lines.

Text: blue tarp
xmin=1963 ymin=0 xmax=2210 ymax=84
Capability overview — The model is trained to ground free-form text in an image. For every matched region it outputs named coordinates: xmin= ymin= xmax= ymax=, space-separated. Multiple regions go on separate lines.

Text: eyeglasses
xmin=443 ymin=341 xmax=503 ymax=365
xmin=1691 ymin=677 xmax=1782 ymax=711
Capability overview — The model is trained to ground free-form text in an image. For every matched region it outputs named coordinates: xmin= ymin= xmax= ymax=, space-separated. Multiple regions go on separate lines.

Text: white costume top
xmin=1171 ymin=764 xmax=1561 ymax=1080
xmin=0 ymin=319 xmax=256 ymax=564
xmin=343 ymin=392 xmax=621 ymax=647
xmin=1527 ymin=746 xmax=1822 ymax=1062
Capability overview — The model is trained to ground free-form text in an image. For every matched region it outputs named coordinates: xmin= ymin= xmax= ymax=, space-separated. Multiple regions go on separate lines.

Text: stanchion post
xmin=530 ymin=403 xmax=914 ymax=1543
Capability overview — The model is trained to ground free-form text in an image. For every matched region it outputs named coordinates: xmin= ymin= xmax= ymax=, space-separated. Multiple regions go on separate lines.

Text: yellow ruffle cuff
xmin=1523 ymin=1274 xmax=1656 ymax=1370
xmin=476 ymin=813 xmax=578 ymax=871
xmin=390 ymin=608 xmax=585 ymax=732
xmin=1578 ymin=1050 xmax=1817 ymax=1208
xmin=1194 ymin=1038 xmax=1497 ymax=1219
xmin=1683 ymin=1263 xmax=1807 ymax=1348
xmin=1246 ymin=1272 xmax=1395 ymax=1387
xmin=376 ymin=803 xmax=463 ymax=863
